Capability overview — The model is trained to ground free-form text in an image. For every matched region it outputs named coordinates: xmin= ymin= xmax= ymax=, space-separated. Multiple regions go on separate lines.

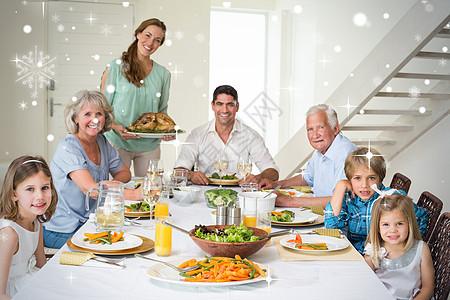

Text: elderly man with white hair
xmin=259 ymin=104 xmax=357 ymax=208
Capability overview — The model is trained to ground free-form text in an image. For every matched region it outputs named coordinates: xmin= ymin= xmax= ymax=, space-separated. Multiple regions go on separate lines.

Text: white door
xmin=46 ymin=1 xmax=133 ymax=160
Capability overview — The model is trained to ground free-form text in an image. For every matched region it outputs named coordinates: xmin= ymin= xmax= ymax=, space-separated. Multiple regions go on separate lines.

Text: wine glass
xmin=142 ymin=175 xmax=162 ymax=229
xmin=214 ymin=153 xmax=229 ymax=188
xmin=147 ymin=160 xmax=157 ymax=178
xmin=237 ymin=155 xmax=252 ymax=183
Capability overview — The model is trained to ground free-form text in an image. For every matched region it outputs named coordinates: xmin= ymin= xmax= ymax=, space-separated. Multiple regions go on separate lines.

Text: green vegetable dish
xmin=210 ymin=172 xmax=238 ymax=180
xmin=125 ymin=202 xmax=152 ymax=212
xmin=271 ymin=210 xmax=295 ymax=222
xmin=204 ymin=188 xmax=238 ymax=208
xmin=194 ymin=224 xmax=260 ymax=243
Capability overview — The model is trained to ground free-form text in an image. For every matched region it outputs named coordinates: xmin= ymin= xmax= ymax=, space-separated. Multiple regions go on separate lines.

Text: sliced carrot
xmin=180 ymin=257 xmax=265 ymax=283
xmin=111 ymin=231 xmax=124 ymax=243
xmin=188 ymin=258 xmax=197 ymax=267
xmin=246 ymin=259 xmax=266 ymax=277
xmin=299 ymin=243 xmax=327 ymax=250
xmin=84 ymin=231 xmax=108 ymax=241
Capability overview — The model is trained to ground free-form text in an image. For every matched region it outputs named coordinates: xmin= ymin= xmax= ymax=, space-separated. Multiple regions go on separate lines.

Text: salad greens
xmin=271 ymin=210 xmax=295 ymax=222
xmin=125 ymin=202 xmax=152 ymax=212
xmin=205 ymin=188 xmax=238 ymax=208
xmin=194 ymin=224 xmax=260 ymax=243
xmin=210 ymin=172 xmax=238 ymax=180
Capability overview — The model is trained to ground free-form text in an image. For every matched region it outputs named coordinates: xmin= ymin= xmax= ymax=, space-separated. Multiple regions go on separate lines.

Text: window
xmin=209 ymin=10 xmax=267 ymax=137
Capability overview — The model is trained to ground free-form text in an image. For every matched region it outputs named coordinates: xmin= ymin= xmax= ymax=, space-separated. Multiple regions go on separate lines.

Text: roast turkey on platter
xmin=127 ymin=112 xmax=176 ymax=133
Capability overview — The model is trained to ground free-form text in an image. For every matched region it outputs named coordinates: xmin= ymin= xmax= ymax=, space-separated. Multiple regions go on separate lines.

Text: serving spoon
xmin=135 ymin=254 xmax=198 ymax=273
xmin=161 ymin=221 xmax=191 ymax=235
xmin=258 ymin=228 xmax=294 ymax=240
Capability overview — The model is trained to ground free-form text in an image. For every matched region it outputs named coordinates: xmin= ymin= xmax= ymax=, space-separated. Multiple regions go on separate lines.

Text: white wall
xmin=386 ymin=115 xmax=450 ymax=212
xmin=0 ymin=1 xmax=47 ymax=164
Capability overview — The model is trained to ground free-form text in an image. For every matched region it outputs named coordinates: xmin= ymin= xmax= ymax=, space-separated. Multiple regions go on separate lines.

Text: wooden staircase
xmin=275 ymin=0 xmax=450 ymax=179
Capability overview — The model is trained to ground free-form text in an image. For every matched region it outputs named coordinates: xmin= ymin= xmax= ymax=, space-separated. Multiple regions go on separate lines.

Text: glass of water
xmin=173 ymin=169 xmax=188 ymax=187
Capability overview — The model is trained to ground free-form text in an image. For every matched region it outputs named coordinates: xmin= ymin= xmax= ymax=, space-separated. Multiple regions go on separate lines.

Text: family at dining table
xmin=0 ymin=16 xmax=435 ymax=300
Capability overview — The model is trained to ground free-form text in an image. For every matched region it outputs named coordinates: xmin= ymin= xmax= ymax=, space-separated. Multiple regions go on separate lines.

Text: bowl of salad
xmin=204 ymin=188 xmax=238 ymax=208
xmin=189 ymin=224 xmax=269 ymax=258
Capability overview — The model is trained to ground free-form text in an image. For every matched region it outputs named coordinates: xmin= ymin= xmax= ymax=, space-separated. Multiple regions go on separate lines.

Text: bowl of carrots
xmin=188 ymin=225 xmax=269 ymax=258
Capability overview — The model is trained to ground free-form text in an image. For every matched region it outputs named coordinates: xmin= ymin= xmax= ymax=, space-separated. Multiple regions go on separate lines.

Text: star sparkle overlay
xmin=318 ymin=55 xmax=331 ymax=69
xmin=19 ymin=101 xmax=28 ymax=110
xmin=438 ymin=58 xmax=447 ymax=67
xmin=161 ymin=125 xmax=194 ymax=161
xmin=65 ymin=272 xmax=76 ymax=284
xmin=408 ymin=86 xmax=421 ymax=99
xmin=11 ymin=45 xmax=56 ymax=99
xmin=339 ymin=97 xmax=358 ymax=117
xmin=100 ymin=24 xmax=113 ymax=36
xmin=353 ymin=141 xmax=385 ymax=169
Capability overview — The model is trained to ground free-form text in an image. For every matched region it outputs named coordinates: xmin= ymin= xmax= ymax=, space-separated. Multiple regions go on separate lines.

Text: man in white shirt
xmin=175 ymin=85 xmax=279 ymax=185
xmin=259 ymin=104 xmax=357 ymax=207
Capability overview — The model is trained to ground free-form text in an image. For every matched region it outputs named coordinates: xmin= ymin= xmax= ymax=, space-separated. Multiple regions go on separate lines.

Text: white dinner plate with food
xmin=271 ymin=209 xmax=319 ymax=225
xmin=124 ymin=179 xmax=143 ymax=190
xmin=127 ymin=132 xmax=176 ymax=138
xmin=280 ymin=235 xmax=349 ymax=253
xmin=127 ymin=130 xmax=185 ymax=138
xmin=262 ymin=189 xmax=304 ymax=197
xmin=71 ymin=232 xmax=143 ymax=251
xmin=124 ymin=200 xmax=152 ymax=217
xmin=146 ymin=259 xmax=272 ymax=287
xmin=207 ymin=177 xmax=240 ymax=186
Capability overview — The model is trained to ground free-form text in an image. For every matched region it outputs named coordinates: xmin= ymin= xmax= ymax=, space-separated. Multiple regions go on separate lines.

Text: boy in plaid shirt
xmin=324 ymin=147 xmax=428 ymax=254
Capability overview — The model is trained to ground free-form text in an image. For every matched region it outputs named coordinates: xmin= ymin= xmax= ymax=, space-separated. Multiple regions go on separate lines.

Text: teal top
xmin=102 ymin=58 xmax=171 ymax=152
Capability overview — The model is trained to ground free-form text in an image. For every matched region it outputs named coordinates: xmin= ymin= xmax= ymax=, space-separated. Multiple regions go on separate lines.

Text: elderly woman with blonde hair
xmin=43 ymin=90 xmax=142 ymax=248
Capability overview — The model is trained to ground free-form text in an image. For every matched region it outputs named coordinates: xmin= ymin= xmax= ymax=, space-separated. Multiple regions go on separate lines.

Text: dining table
xmin=13 ymin=184 xmax=394 ymax=300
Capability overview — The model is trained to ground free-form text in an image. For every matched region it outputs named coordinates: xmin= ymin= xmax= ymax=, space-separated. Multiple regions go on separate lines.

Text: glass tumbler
xmin=155 ymin=216 xmax=172 ymax=257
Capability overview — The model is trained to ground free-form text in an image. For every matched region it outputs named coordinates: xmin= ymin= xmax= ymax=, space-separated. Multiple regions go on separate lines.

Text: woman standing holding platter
xmin=101 ymin=18 xmax=172 ymax=177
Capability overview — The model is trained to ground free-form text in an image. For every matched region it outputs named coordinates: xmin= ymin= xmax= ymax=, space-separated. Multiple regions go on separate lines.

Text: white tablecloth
xmin=14 ymin=185 xmax=393 ymax=300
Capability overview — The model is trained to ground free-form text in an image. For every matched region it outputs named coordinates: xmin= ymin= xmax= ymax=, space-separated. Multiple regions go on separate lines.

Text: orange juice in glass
xmin=155 ymin=216 xmax=172 ymax=256
xmin=242 ymin=196 xmax=257 ymax=227
xmin=243 ymin=215 xmax=256 ymax=227
xmin=257 ymin=210 xmax=272 ymax=246
xmin=154 ymin=191 xmax=170 ymax=217
xmin=155 ymin=203 xmax=169 ymax=217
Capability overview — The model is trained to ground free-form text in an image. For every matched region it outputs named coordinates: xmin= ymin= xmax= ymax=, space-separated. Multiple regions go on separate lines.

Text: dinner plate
xmin=71 ymin=232 xmax=143 ymax=252
xmin=125 ymin=210 xmax=152 ymax=218
xmin=146 ymin=259 xmax=272 ymax=286
xmin=271 ymin=208 xmax=319 ymax=225
xmin=280 ymin=234 xmax=349 ymax=253
xmin=126 ymin=130 xmax=185 ymax=138
xmin=124 ymin=179 xmax=143 ymax=190
xmin=262 ymin=189 xmax=303 ymax=197
xmin=124 ymin=200 xmax=152 ymax=217
xmin=207 ymin=177 xmax=240 ymax=186
xmin=67 ymin=235 xmax=154 ymax=255
xmin=272 ymin=215 xmax=325 ymax=227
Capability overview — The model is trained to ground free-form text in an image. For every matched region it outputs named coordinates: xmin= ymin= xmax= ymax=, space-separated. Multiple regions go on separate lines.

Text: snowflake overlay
xmin=12 ymin=45 xmax=56 ymax=99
